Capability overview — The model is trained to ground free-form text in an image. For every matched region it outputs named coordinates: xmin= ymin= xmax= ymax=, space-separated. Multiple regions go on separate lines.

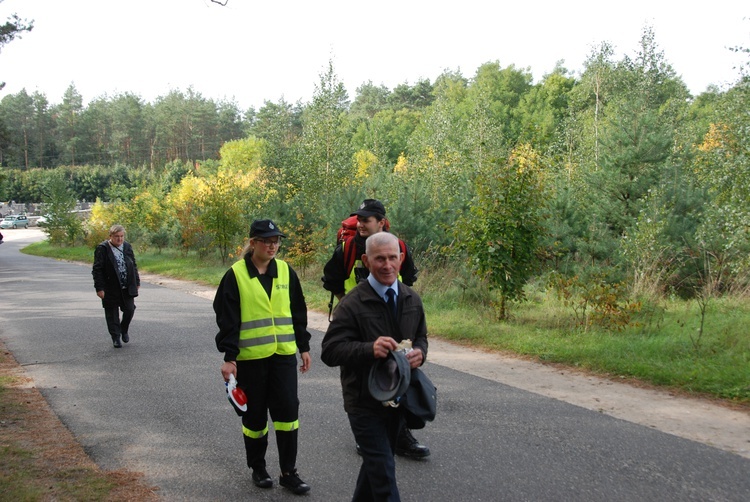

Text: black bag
xmin=401 ymin=368 xmax=437 ymax=430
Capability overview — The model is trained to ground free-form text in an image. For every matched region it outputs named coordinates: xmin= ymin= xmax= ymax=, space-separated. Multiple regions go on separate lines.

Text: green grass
xmin=416 ymin=287 xmax=750 ymax=403
xmin=22 ymin=241 xmax=750 ymax=405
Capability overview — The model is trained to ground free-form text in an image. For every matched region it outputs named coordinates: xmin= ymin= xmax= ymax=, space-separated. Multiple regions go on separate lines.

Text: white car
xmin=0 ymin=214 xmax=29 ymax=229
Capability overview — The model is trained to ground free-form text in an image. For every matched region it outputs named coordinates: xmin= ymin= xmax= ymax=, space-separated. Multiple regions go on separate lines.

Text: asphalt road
xmin=1 ymin=230 xmax=749 ymax=501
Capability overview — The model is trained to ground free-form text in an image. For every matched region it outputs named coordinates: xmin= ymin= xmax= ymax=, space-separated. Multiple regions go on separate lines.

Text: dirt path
xmin=144 ymin=273 xmax=750 ymax=461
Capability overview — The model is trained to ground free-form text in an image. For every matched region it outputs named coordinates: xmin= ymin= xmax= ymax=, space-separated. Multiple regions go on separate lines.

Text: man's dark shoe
xmin=252 ymin=468 xmax=272 ymax=488
xmin=112 ymin=337 xmax=122 ymax=348
xmin=355 ymin=443 xmax=362 ymax=456
xmin=395 ymin=428 xmax=430 ymax=459
xmin=121 ymin=332 xmax=129 ymax=343
xmin=280 ymin=469 xmax=310 ymax=495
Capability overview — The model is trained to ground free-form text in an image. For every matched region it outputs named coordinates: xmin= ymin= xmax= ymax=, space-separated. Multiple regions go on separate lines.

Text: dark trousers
xmin=103 ymin=292 xmax=135 ymax=340
xmin=238 ymin=354 xmax=299 ymax=474
xmin=348 ymin=411 xmax=402 ymax=502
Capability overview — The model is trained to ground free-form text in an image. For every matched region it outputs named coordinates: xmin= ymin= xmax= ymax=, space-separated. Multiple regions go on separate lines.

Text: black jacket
xmin=92 ymin=240 xmax=140 ymax=300
xmin=321 ymin=280 xmax=428 ymax=415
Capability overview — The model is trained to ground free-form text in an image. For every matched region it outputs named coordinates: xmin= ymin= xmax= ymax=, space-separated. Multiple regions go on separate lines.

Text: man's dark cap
xmin=249 ymin=219 xmax=286 ymax=238
xmin=351 ymin=199 xmax=386 ymax=219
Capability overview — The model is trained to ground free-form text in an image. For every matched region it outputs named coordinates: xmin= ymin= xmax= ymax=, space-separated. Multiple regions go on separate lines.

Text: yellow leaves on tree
xmin=85 ymin=198 xmax=114 ymax=246
xmin=697 ymin=123 xmax=737 ymax=155
xmin=353 ymin=149 xmax=378 ymax=183
xmin=508 ymin=143 xmax=544 ymax=181
xmin=198 ymin=169 xmax=261 ymax=263
xmin=131 ymin=188 xmax=165 ymax=234
xmin=393 ymin=153 xmax=409 ymax=174
xmin=167 ymin=174 xmax=206 ymax=254
xmin=219 ymin=136 xmax=266 ymax=175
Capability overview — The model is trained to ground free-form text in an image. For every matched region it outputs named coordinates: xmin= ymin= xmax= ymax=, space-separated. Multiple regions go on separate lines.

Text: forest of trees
xmin=1 ymin=27 xmax=748 ymax=318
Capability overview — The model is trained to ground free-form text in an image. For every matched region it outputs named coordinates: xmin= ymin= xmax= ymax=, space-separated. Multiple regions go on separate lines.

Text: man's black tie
xmin=386 ymin=288 xmax=397 ymax=318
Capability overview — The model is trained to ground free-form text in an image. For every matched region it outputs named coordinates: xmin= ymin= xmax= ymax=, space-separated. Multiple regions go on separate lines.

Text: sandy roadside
xmin=144 ymin=272 xmax=750 ymax=460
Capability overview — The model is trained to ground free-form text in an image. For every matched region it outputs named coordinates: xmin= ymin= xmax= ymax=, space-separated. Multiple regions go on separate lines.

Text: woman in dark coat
xmin=92 ymin=224 xmax=140 ymax=348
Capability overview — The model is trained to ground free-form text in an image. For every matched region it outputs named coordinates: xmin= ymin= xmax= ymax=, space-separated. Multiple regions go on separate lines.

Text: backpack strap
xmin=343 ymin=236 xmax=358 ymax=278
xmin=330 ymin=236 xmax=359 ymax=323
xmin=328 ymin=291 xmax=335 ymax=322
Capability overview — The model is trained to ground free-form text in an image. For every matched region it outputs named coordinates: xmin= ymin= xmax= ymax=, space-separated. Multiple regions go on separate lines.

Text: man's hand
xmin=96 ymin=290 xmax=105 ymax=299
xmin=406 ymin=348 xmax=424 ymax=368
xmin=299 ymin=352 xmax=312 ymax=373
xmin=372 ymin=336 xmax=398 ymax=359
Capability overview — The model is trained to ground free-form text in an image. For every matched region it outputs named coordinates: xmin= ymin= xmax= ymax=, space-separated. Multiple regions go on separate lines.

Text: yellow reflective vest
xmin=231 ymin=259 xmax=297 ymax=360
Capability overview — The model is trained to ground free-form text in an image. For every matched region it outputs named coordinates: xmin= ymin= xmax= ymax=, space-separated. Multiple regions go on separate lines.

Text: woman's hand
xmin=299 ymin=352 xmax=311 ymax=373
xmin=221 ymin=360 xmax=237 ymax=382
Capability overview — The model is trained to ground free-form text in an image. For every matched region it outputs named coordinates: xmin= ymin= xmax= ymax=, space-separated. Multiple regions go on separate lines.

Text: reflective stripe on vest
xmin=232 ymin=259 xmax=296 ymax=360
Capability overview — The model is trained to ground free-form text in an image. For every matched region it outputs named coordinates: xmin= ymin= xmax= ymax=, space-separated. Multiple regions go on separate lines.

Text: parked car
xmin=0 ymin=214 xmax=29 ymax=229
xmin=36 ymin=215 xmax=49 ymax=226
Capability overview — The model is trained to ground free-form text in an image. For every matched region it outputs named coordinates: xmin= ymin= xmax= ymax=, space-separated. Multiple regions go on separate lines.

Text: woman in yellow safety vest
xmin=214 ymin=219 xmax=312 ymax=496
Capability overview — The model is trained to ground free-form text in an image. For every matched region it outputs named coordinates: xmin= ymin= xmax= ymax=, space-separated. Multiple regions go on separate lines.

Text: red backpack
xmin=337 ymin=215 xmax=359 ymax=243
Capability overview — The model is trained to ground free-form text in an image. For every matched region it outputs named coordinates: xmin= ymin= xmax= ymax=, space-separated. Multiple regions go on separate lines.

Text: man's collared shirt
xmin=367 ymin=274 xmax=398 ymax=303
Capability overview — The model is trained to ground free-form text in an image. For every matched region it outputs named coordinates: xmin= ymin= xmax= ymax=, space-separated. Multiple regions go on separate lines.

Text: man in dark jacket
xmin=92 ymin=224 xmax=140 ymax=348
xmin=321 ymin=199 xmax=429 ymax=459
xmin=322 ymin=232 xmax=428 ymax=501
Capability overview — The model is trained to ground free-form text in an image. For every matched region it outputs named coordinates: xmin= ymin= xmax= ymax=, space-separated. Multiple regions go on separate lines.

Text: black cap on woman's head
xmin=249 ymin=219 xmax=286 ymax=238
xmin=351 ymin=199 xmax=386 ymax=218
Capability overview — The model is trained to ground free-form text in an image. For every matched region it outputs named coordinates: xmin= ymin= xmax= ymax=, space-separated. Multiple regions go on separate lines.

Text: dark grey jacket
xmin=321 ymin=280 xmax=428 ymax=415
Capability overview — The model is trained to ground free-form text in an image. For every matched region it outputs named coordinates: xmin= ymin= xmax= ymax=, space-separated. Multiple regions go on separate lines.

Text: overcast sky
xmin=0 ymin=0 xmax=747 ymax=111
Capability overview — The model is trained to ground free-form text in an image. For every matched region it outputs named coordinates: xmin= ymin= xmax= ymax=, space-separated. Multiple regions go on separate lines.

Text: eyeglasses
xmin=255 ymin=238 xmax=281 ymax=247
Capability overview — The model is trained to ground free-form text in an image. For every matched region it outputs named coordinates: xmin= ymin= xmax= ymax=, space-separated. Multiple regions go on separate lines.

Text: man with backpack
xmin=322 ymin=199 xmax=429 ymax=459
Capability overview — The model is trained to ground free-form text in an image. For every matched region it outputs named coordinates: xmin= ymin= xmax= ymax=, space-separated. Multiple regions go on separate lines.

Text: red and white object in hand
xmin=226 ymin=374 xmax=248 ymax=415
